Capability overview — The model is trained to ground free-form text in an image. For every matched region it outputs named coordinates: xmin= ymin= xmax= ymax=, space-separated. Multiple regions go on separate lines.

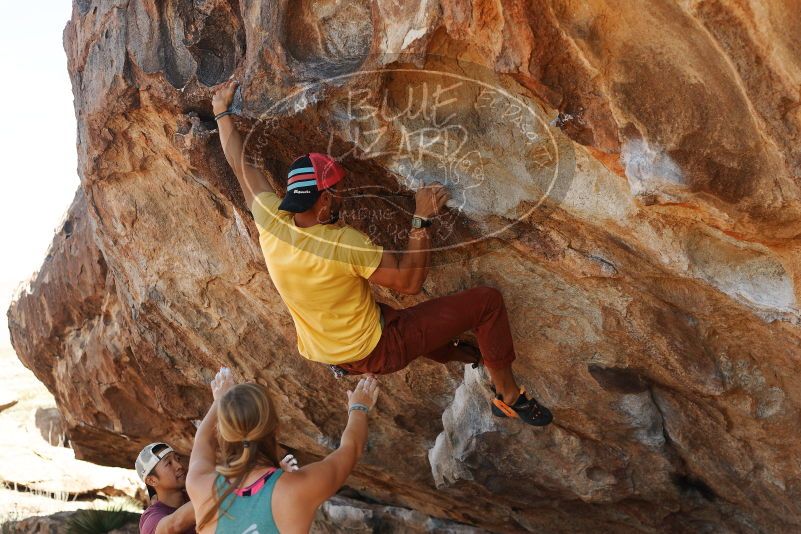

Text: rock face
xmin=7 ymin=1 xmax=801 ymax=532
xmin=1 ymin=499 xmax=478 ymax=534
xmin=312 ymin=495 xmax=486 ymax=533
xmin=35 ymin=407 xmax=69 ymax=447
xmin=1 ymin=511 xmax=138 ymax=534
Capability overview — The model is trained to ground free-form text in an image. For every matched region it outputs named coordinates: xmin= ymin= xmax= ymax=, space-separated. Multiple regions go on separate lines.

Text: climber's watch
xmin=411 ymin=215 xmax=432 ymax=229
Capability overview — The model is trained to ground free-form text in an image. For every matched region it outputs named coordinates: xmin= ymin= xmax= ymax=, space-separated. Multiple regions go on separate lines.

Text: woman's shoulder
xmin=271 ymin=470 xmax=316 ymax=532
xmin=272 ymin=467 xmax=306 ymax=497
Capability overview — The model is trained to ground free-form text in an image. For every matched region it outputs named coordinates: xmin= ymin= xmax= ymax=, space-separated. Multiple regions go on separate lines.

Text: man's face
xmin=146 ymin=451 xmax=186 ymax=492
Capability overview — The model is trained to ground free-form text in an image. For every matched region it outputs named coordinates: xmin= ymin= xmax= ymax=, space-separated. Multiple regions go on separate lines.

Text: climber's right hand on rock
xmin=212 ymin=80 xmax=238 ymax=115
xmin=347 ymin=375 xmax=380 ymax=411
xmin=414 ymin=182 xmax=449 ymax=219
xmin=211 ymin=366 xmax=236 ymax=401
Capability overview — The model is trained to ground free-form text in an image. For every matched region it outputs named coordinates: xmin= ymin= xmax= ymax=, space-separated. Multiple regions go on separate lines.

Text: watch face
xmin=412 ymin=217 xmax=422 ymax=228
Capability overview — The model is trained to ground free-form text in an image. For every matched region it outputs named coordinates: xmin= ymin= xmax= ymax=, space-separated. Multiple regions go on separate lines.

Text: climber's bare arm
xmin=186 ymin=368 xmax=235 ymax=504
xmin=368 ymin=184 xmax=448 ymax=295
xmin=369 ymin=237 xmax=431 ymax=295
xmin=212 ymin=80 xmax=274 ymax=209
xmin=154 ymin=501 xmax=195 ymax=534
xmin=272 ymin=377 xmax=379 ymax=529
xmin=186 ymin=400 xmax=218 ymax=497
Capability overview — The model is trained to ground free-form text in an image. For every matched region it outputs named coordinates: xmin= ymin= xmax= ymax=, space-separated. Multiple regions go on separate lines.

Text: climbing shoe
xmin=491 ymin=387 xmax=553 ymax=426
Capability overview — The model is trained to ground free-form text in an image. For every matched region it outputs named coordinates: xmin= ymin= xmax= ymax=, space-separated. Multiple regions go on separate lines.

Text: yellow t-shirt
xmin=251 ymin=192 xmax=384 ymax=365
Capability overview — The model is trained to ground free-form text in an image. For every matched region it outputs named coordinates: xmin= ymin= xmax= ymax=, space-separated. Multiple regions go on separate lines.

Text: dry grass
xmin=0 ymin=346 xmax=142 ymax=525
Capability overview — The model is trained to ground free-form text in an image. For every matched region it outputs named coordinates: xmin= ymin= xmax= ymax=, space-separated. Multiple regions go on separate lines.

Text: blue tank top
xmin=214 ymin=468 xmax=283 ymax=534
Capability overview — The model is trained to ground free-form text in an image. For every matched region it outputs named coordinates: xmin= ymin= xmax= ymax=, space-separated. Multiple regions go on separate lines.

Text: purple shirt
xmin=139 ymin=500 xmax=196 ymax=534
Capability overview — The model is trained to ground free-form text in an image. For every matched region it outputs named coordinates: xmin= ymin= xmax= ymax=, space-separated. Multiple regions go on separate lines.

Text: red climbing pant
xmin=340 ymin=286 xmax=517 ymax=375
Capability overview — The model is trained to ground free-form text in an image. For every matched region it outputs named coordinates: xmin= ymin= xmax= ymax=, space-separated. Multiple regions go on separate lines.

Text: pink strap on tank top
xmin=232 ymin=467 xmax=277 ymax=497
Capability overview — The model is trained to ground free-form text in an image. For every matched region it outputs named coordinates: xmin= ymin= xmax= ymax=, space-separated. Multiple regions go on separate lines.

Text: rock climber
xmin=211 ymin=80 xmax=552 ymax=426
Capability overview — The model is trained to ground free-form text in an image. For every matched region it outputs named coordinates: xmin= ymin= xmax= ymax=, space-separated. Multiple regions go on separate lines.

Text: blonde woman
xmin=186 ymin=368 xmax=380 ymax=533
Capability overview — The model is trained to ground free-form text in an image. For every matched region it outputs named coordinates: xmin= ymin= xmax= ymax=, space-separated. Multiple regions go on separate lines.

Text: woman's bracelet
xmin=214 ymin=109 xmax=236 ymax=121
xmin=348 ymin=403 xmax=369 ymax=415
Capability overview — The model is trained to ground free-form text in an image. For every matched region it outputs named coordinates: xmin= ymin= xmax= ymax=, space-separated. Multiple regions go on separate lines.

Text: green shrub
xmin=65 ymin=506 xmax=139 ymax=534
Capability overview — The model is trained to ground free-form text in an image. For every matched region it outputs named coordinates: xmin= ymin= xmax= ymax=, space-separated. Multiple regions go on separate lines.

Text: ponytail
xmin=218 ymin=440 xmax=254 ymax=477
xmin=196 ymin=384 xmax=281 ymax=530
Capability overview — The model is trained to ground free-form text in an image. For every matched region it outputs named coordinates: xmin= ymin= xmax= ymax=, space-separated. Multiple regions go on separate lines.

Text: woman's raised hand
xmin=211 ymin=367 xmax=236 ymax=401
xmin=346 ymin=375 xmax=380 ymax=411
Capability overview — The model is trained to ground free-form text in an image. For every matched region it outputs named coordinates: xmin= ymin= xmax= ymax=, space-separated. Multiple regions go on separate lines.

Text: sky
xmin=0 ymin=1 xmax=78 ymax=349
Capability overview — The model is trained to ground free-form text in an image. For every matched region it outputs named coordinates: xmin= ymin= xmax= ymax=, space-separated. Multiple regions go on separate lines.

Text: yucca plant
xmin=65 ymin=505 xmax=139 ymax=534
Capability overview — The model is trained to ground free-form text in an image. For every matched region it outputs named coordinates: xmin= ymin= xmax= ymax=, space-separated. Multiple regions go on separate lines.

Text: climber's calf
xmin=337 ymin=286 xmax=552 ymax=426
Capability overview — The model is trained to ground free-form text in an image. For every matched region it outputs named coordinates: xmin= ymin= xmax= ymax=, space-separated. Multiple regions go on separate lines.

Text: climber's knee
xmin=474 ymin=286 xmax=503 ymax=308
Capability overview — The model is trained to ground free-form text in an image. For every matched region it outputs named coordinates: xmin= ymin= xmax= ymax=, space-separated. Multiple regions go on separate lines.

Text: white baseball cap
xmin=135 ymin=443 xmax=175 ymax=495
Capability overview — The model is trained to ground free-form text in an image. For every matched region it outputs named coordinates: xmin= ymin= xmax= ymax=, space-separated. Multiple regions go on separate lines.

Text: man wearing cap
xmin=212 ymin=81 xmax=552 ymax=426
xmin=135 ymin=443 xmax=196 ymax=534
